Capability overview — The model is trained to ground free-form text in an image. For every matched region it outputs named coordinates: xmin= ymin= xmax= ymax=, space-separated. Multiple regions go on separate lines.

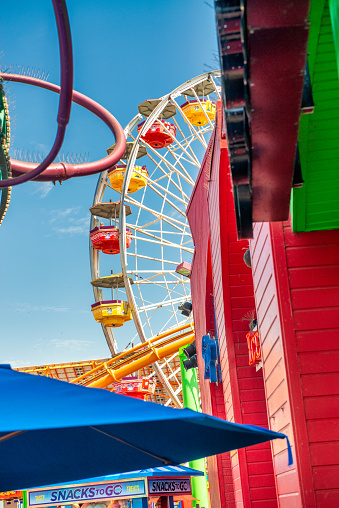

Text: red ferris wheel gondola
xmin=90 ymin=225 xmax=132 ymax=255
xmin=137 ymin=119 xmax=176 ymax=149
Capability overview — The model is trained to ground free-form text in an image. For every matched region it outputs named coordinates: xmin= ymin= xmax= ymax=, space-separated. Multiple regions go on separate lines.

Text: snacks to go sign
xmin=27 ymin=480 xmax=146 ymax=506
xmin=148 ymin=478 xmax=191 ymax=496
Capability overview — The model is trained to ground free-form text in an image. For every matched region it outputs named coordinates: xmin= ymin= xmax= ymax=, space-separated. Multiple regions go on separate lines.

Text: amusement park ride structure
xmin=13 ymin=70 xmax=221 ymax=411
xmin=89 ymin=71 xmax=221 ymax=406
xmin=4 ymin=0 xmax=339 ymax=504
xmin=1 ymin=0 xmax=220 ymax=411
xmin=6 ymin=69 xmax=221 ymax=409
xmin=19 ymin=322 xmax=195 ymax=406
xmin=18 ymin=71 xmax=222 ymax=409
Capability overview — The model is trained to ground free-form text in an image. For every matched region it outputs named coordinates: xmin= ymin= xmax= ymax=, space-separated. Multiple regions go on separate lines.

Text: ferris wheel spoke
xmin=137 ymin=296 xmax=186 ymax=313
xmin=172 ymin=169 xmax=190 ymax=211
xmin=126 ymin=251 xmax=180 ymax=266
xmin=136 ymin=280 xmax=187 ymax=289
xmin=135 ymin=291 xmax=187 ymax=312
xmin=157 ymin=124 xmax=200 ymax=167
xmin=143 ymin=175 xmax=188 ymax=208
xmin=153 ymin=165 xmax=191 ymax=209
xmin=128 ymin=272 xmax=189 ymax=288
xmin=150 ymin=164 xmax=192 ymax=203
xmin=129 ymin=132 xmax=196 ymax=187
xmin=134 ymin=280 xmax=189 ymax=286
xmin=136 ymin=284 xmax=154 ymax=337
xmin=161 ymin=270 xmax=180 ymax=325
xmin=147 ymin=183 xmax=187 ymax=217
xmin=125 ymin=197 xmax=190 ymax=233
xmin=160 ymin=122 xmax=201 ymax=168
xmin=152 ymin=152 xmax=195 ymax=189
xmin=163 ymin=145 xmax=198 ymax=184
xmin=133 ymin=228 xmax=191 ymax=237
xmin=130 ymin=233 xmax=194 ymax=255
xmin=132 ymin=276 xmax=188 ymax=298
xmin=147 ymin=137 xmax=198 ymax=184
xmin=133 ymin=277 xmax=188 ymax=286
xmin=138 ymin=111 xmax=201 ymax=169
xmin=127 ymin=270 xmax=180 ymax=276
xmin=128 ymin=225 xmax=193 ymax=252
xmin=151 ymin=137 xmax=198 ymax=177
xmin=136 ymin=220 xmax=163 ymax=231
xmin=171 ymin=114 xmax=204 ymax=164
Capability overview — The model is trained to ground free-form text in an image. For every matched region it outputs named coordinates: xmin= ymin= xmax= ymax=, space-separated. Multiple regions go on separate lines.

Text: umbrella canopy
xmin=0 ymin=365 xmax=291 ymax=491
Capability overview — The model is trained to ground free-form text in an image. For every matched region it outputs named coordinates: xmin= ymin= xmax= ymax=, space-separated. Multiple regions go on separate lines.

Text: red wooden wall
xmin=250 ymin=222 xmax=305 ymax=507
xmin=188 ymin=125 xmax=235 ymax=508
xmin=250 ymin=219 xmax=339 ymax=507
xmin=205 ymin=105 xmax=278 ymax=507
xmin=284 ymin=221 xmax=339 ymax=506
xmin=189 ymin=100 xmax=339 ymax=506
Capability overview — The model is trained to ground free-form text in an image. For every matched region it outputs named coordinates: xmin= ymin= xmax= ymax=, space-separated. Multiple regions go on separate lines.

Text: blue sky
xmin=0 ymin=0 xmax=218 ymax=367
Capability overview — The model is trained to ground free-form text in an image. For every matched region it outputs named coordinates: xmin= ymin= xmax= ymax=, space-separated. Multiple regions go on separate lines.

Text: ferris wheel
xmin=89 ymin=71 xmax=220 ymax=406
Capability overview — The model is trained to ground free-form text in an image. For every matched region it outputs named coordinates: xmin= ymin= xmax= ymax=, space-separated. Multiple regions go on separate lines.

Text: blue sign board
xmin=202 ymin=334 xmax=218 ymax=382
xmin=28 ymin=480 xmax=146 ymax=506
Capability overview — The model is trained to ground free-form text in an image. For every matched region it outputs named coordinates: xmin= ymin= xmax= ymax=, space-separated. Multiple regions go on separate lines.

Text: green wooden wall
xmin=291 ymin=0 xmax=339 ymax=232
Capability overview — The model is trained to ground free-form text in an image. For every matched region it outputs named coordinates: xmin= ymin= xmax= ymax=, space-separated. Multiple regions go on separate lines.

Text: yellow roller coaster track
xmin=72 ymin=322 xmax=194 ymax=388
xmin=18 ymin=323 xmax=194 ymax=399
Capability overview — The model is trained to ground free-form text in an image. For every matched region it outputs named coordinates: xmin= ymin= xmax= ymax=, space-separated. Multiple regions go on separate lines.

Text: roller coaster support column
xmin=179 ymin=348 xmax=209 ymax=508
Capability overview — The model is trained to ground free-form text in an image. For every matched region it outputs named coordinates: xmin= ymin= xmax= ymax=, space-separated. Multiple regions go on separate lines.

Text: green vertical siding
xmin=292 ymin=0 xmax=339 ymax=232
xmin=329 ymin=0 xmax=339 ymax=78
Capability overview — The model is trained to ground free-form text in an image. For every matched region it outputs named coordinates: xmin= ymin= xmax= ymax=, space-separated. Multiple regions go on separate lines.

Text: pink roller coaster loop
xmin=3 ymin=75 xmax=126 ymax=182
xmin=1 ymin=0 xmax=126 ymax=184
xmin=0 ymin=0 xmax=73 ymax=187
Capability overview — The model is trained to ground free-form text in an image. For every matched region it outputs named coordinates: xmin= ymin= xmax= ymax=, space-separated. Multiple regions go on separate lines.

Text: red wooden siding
xmin=283 ymin=222 xmax=339 ymax=506
xmin=207 ymin=105 xmax=278 ymax=507
xmin=251 ymin=219 xmax=339 ymax=506
xmin=250 ymin=222 xmax=308 ymax=507
xmin=211 ymin=381 xmax=236 ymax=508
xmin=187 ymin=123 xmax=235 ymax=508
xmin=207 ymin=117 xmax=244 ymax=507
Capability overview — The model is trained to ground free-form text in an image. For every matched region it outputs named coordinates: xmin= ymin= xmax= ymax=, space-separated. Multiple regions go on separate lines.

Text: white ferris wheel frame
xmin=90 ymin=71 xmax=221 ymax=407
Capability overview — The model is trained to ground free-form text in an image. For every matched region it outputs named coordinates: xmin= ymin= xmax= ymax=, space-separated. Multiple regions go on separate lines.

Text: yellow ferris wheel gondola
xmin=107 ymin=164 xmax=148 ymax=194
xmin=181 ymin=100 xmax=216 ymax=126
xmin=91 ymin=300 xmax=132 ymax=327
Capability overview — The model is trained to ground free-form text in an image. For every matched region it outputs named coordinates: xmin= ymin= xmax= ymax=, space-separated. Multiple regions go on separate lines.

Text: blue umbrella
xmin=0 ymin=365 xmax=292 ymax=490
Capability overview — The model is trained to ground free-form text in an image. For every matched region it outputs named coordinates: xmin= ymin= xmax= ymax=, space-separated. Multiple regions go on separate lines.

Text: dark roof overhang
xmin=215 ymin=0 xmax=311 ymax=238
